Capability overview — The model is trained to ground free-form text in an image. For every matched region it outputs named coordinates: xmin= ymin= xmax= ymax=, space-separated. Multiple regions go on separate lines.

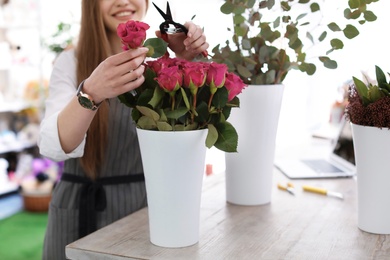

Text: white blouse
xmin=38 ymin=49 xmax=85 ymax=162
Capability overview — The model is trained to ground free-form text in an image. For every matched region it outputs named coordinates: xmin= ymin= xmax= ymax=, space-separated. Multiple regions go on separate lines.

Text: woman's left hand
xmin=155 ymin=21 xmax=209 ymax=60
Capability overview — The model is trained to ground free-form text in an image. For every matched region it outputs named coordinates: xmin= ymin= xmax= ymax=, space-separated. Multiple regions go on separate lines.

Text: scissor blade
xmin=152 ymin=2 xmax=169 ymax=21
xmin=166 ymin=2 xmax=172 ymax=21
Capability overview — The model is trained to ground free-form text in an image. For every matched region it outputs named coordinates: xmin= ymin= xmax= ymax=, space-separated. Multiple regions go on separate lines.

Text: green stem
xmin=191 ymin=93 xmax=197 ymax=124
xmin=208 ymin=93 xmax=214 ymax=110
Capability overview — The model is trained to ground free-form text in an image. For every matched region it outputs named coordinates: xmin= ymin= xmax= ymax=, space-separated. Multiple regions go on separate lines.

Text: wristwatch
xmin=76 ymin=80 xmax=101 ymax=111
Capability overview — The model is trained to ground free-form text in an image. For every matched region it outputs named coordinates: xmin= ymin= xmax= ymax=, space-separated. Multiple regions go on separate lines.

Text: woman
xmin=38 ymin=0 xmax=209 ymax=259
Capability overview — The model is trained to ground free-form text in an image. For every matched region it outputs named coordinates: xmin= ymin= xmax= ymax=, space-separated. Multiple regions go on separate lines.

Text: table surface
xmin=66 ymin=168 xmax=390 ymax=260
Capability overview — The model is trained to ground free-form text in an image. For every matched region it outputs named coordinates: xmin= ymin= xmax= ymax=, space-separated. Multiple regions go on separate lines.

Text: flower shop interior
xmin=1 ymin=0 xmax=390 ymax=259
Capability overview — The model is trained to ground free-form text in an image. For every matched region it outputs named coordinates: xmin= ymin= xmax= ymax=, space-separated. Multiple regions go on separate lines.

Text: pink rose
xmin=148 ymin=57 xmax=169 ymax=74
xmin=155 ymin=66 xmax=183 ymax=93
xmin=206 ymin=63 xmax=228 ymax=94
xmin=117 ymin=20 xmax=150 ymax=49
xmin=224 ymin=72 xmax=247 ymax=101
xmin=182 ymin=62 xmax=206 ymax=92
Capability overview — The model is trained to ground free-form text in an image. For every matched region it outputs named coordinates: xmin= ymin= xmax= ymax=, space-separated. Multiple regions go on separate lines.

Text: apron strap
xmin=61 ymin=173 xmax=145 ymax=238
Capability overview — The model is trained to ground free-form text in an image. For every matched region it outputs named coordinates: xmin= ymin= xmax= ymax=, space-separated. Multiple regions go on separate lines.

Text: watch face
xmin=78 ymin=95 xmax=95 ymax=110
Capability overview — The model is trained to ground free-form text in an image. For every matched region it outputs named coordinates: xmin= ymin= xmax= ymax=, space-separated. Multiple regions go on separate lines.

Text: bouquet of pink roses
xmin=117 ymin=20 xmax=246 ymax=152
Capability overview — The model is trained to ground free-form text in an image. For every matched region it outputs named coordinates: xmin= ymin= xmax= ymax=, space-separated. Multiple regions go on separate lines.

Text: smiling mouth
xmin=115 ymin=11 xmax=135 ymax=17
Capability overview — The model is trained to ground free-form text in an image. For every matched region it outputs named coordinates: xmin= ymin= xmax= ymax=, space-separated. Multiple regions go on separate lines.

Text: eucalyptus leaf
xmin=143 ymin=38 xmax=168 ymax=58
xmin=343 ymin=24 xmax=359 ymax=39
xmin=330 ymin=38 xmax=344 ymax=50
xmin=364 ymin=10 xmax=377 ymax=21
xmin=310 ymin=3 xmax=320 ymax=12
xmin=212 ymin=0 xmax=379 ymax=85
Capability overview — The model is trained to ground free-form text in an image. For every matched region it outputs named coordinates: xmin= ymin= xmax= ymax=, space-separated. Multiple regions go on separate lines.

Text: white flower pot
xmin=225 ymin=84 xmax=284 ymax=205
xmin=136 ymin=128 xmax=208 ymax=247
xmin=351 ymin=123 xmax=390 ymax=234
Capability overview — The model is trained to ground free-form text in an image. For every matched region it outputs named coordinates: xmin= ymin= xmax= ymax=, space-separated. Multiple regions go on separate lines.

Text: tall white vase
xmin=351 ymin=123 xmax=390 ymax=234
xmin=136 ymin=128 xmax=208 ymax=247
xmin=225 ymin=84 xmax=284 ymax=205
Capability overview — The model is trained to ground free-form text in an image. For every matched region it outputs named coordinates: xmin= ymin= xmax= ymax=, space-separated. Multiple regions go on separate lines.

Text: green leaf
xmin=184 ymin=123 xmax=198 ymax=131
xmin=137 ymin=116 xmax=157 ymax=130
xmin=234 ymin=25 xmax=247 ymax=37
xmin=213 ymin=121 xmax=238 ymax=153
xmin=180 ymin=88 xmax=191 ymax=110
xmin=281 ymin=1 xmax=291 ymax=11
xmin=318 ymin=31 xmax=327 ymax=42
xmin=265 ymin=70 xmax=276 ymax=84
xmin=330 ymin=38 xmax=344 ymax=50
xmin=205 ymin=124 xmax=218 ymax=149
xmin=233 ymin=14 xmax=246 ymax=24
xmin=143 ymin=38 xmax=168 ymax=58
xmin=296 ymin=13 xmax=307 ymax=20
xmin=306 ymin=32 xmax=314 ymax=44
xmin=220 ymin=2 xmax=235 ymax=14
xmin=157 ymin=121 xmax=173 ymax=131
xmin=136 ymin=105 xmax=160 ymax=121
xmin=148 ymin=86 xmax=165 ymax=108
xmin=319 ymin=56 xmax=337 ymax=69
xmin=233 ymin=6 xmax=246 ymax=15
xmin=247 ymin=0 xmax=256 ymax=8
xmin=195 ymin=101 xmax=209 ymax=123
xmin=212 ymin=87 xmax=229 ymax=109
xmin=343 ymin=24 xmax=359 ymax=39
xmin=237 ymin=64 xmax=252 ymax=79
xmin=364 ymin=10 xmax=377 ymax=21
xmin=165 ymin=107 xmax=189 ymax=120
xmin=268 ymin=0 xmax=276 ymax=9
xmin=375 ymin=65 xmax=387 ymax=89
xmin=345 ymin=9 xmax=362 ymax=19
xmin=323 ymin=59 xmax=337 ymax=69
xmin=327 ymin=22 xmax=341 ymax=32
xmin=299 ymin=63 xmax=316 ymax=75
xmin=349 ymin=0 xmax=360 ymax=9
xmin=368 ymin=85 xmax=385 ymax=103
xmin=352 ymin=76 xmax=369 ymax=103
xmin=310 ymin=3 xmax=320 ymax=12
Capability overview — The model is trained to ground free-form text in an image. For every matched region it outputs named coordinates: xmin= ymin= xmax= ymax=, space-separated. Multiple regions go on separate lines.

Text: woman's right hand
xmin=81 ymin=47 xmax=149 ymax=104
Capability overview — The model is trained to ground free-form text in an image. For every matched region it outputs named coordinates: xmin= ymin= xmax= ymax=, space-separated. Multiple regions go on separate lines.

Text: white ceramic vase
xmin=136 ymin=128 xmax=208 ymax=247
xmin=351 ymin=123 xmax=390 ymax=234
xmin=225 ymin=84 xmax=284 ymax=205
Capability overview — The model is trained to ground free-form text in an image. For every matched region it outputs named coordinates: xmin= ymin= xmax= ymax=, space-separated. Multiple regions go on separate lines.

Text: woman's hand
xmin=155 ymin=21 xmax=209 ymax=61
xmin=81 ymin=47 xmax=149 ymax=103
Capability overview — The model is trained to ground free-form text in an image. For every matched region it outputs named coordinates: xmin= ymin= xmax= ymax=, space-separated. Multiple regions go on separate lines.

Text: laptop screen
xmin=332 ymin=121 xmax=355 ymax=165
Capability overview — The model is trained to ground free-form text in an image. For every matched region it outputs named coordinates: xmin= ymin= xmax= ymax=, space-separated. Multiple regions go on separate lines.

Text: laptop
xmin=274 ymin=120 xmax=356 ymax=179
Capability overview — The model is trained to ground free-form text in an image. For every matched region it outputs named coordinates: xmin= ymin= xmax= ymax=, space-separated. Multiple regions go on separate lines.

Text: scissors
xmin=152 ymin=2 xmax=208 ymax=57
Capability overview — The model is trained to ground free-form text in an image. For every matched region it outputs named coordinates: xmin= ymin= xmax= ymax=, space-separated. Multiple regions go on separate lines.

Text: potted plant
xmin=210 ymin=0 xmax=380 ymax=206
xmin=212 ymin=0 xmax=379 ymax=84
xmin=345 ymin=65 xmax=390 ymax=235
xmin=116 ymin=20 xmax=247 ymax=247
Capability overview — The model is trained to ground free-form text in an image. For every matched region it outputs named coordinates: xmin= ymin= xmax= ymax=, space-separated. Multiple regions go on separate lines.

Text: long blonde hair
xmin=76 ymin=0 xmax=149 ymax=179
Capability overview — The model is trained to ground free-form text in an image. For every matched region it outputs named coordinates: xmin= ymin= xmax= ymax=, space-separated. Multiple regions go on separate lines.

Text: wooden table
xmin=66 ymin=170 xmax=390 ymax=260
